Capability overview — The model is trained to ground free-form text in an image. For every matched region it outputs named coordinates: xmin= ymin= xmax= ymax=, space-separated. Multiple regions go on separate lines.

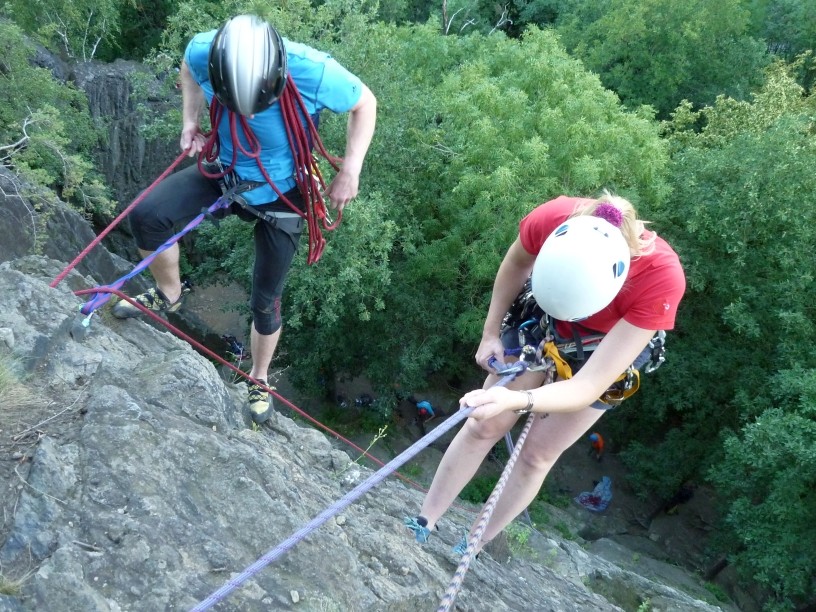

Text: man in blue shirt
xmin=113 ymin=15 xmax=377 ymax=424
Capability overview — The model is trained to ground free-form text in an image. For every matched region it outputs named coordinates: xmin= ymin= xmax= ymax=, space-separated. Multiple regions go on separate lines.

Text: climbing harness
xmin=502 ymin=277 xmax=666 ymax=406
xmin=201 ymin=159 xmax=306 ymax=234
xmin=643 ymin=329 xmax=667 ymax=374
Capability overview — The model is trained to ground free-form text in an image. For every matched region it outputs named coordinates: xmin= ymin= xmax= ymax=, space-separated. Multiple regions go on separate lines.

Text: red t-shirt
xmin=518 ymin=196 xmax=686 ymax=333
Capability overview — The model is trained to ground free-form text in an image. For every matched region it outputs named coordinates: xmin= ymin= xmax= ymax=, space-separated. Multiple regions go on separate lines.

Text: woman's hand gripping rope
xmin=460 ymin=356 xmax=532 ymax=421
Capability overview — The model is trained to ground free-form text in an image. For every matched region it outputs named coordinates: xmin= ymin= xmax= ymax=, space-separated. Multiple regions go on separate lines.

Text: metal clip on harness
xmin=643 ymin=330 xmax=667 ymax=374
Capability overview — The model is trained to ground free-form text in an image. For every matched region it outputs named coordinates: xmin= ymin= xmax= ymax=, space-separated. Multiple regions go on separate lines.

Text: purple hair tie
xmin=594 ymin=202 xmax=623 ymax=228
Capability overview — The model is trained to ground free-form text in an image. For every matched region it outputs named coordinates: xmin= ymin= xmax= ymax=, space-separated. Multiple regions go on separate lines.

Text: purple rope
xmin=79 ymin=197 xmax=230 ymax=315
xmin=190 ymin=368 xmax=523 ymax=611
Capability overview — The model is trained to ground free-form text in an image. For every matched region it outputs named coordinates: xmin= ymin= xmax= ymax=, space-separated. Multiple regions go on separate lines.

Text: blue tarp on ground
xmin=575 ymin=476 xmax=612 ymax=512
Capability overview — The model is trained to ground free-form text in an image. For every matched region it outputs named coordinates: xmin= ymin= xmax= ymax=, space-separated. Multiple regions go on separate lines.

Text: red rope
xmin=74 ymin=286 xmax=429 ymax=492
xmin=50 ymin=149 xmax=191 ymax=289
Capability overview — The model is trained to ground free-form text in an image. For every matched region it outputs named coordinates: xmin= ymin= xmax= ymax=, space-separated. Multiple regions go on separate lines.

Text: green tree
xmin=746 ymin=0 xmax=816 ymax=58
xmin=3 ymin=0 xmax=123 ymax=61
xmin=181 ymin=11 xmax=669 ymax=399
xmin=286 ymin=20 xmax=669 ymax=395
xmin=555 ymin=0 xmax=769 ymax=118
xmin=616 ymin=61 xmax=816 ymax=609
xmin=709 ymin=407 xmax=816 ymax=608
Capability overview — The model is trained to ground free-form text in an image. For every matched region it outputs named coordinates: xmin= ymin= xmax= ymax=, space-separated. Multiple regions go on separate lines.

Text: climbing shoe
xmin=404 ymin=516 xmax=434 ymax=544
xmin=453 ymin=531 xmax=480 ymax=558
xmin=248 ymin=380 xmax=273 ymax=424
xmin=111 ymin=280 xmax=192 ymax=319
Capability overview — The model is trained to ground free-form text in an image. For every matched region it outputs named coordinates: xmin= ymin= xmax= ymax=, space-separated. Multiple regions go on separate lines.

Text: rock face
xmin=0 ymin=229 xmax=731 ymax=611
xmin=70 ymin=60 xmax=183 ymax=209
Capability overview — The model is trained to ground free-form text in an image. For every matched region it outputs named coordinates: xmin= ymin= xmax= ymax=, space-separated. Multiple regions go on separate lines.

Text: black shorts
xmin=128 ymin=164 xmax=304 ymax=319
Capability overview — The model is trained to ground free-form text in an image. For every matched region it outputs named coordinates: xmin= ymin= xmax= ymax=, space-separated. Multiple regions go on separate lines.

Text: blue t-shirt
xmin=185 ymin=30 xmax=363 ymax=205
xmin=416 ymin=400 xmax=434 ymax=417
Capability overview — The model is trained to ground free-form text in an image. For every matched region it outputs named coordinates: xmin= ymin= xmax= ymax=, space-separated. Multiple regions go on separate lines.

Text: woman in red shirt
xmin=405 ymin=193 xmax=686 ymax=552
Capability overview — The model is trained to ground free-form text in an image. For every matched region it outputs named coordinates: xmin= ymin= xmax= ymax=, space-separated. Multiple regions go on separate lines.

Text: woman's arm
xmin=475 ymin=238 xmax=537 ymax=369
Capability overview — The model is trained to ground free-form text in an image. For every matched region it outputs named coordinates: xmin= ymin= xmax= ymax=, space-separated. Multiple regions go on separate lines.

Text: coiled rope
xmin=198 ymin=77 xmax=341 ymax=265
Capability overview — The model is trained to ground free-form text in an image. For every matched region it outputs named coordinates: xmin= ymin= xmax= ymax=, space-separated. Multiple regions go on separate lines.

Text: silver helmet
xmin=208 ymin=15 xmax=287 ymax=116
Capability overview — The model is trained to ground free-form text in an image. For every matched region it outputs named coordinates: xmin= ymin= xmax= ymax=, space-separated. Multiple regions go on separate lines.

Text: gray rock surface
xmin=70 ymin=60 xmax=183 ymax=209
xmin=0 ymin=254 xmax=731 ymax=611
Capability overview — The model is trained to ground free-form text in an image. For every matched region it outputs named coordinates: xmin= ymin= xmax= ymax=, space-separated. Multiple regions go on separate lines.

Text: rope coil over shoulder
xmin=199 ymin=77 xmax=341 ymax=265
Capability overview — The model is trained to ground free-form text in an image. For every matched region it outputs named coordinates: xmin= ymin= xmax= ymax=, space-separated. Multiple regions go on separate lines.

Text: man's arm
xmin=179 ymin=60 xmax=207 ymax=157
xmin=323 ymin=84 xmax=377 ymax=210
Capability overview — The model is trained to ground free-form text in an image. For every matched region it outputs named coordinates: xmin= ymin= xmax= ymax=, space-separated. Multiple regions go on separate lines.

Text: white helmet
xmin=531 ymin=215 xmax=630 ymax=321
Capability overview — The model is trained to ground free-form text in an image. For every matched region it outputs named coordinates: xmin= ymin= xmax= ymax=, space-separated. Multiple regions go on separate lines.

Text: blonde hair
xmin=573 ymin=190 xmax=656 ymax=257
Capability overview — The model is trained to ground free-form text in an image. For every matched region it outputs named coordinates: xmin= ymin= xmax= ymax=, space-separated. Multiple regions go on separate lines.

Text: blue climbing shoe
xmin=453 ymin=531 xmax=480 ymax=558
xmin=404 ymin=516 xmax=433 ymax=543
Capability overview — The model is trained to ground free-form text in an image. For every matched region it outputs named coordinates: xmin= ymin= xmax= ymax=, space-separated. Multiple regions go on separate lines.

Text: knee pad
xmin=252 ymin=303 xmax=282 ymax=335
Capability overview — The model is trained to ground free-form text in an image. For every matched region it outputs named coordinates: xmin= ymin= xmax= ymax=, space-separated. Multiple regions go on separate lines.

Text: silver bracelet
xmin=514 ymin=390 xmax=535 ymax=414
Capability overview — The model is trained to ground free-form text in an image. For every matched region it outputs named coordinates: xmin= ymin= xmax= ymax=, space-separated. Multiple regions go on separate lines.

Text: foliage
xmin=117 ymin=0 xmax=181 ymax=60
xmin=709 ymin=409 xmax=816 ymax=606
xmin=616 ymin=61 xmax=816 ymax=609
xmin=3 ymin=0 xmax=123 ymax=61
xmin=160 ymin=0 xmax=360 ymax=57
xmin=188 ymin=12 xmax=668 ymax=394
xmin=504 ymin=521 xmax=536 ymax=557
xmin=282 ymin=20 xmax=667 ymax=393
xmin=0 ymin=22 xmax=113 ymax=217
xmin=745 ymin=0 xmax=816 ymax=59
xmin=459 ymin=473 xmax=498 ymax=503
xmin=553 ymin=0 xmax=769 ymax=118
xmin=335 ymin=425 xmax=389 ymax=477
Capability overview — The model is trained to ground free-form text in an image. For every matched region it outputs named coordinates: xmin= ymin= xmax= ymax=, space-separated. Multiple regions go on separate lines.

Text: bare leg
xmin=138 ymin=244 xmax=183 ymax=303
xmin=248 ymin=323 xmax=281 ymax=382
xmin=418 ymin=369 xmax=546 ymax=529
xmin=476 ymin=406 xmax=605 ymax=549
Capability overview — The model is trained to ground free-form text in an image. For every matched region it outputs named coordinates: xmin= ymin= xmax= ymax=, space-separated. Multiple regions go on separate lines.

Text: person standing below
xmin=112 ymin=15 xmax=377 ymax=424
xmin=404 ymin=193 xmax=686 ymax=553
xmin=588 ymin=432 xmax=604 ymax=462
xmin=416 ymin=400 xmax=436 ymax=424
